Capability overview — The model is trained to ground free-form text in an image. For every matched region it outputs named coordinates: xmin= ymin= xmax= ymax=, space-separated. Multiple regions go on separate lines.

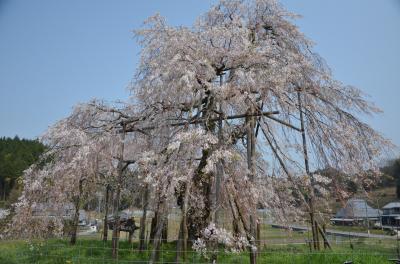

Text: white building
xmin=382 ymin=201 xmax=400 ymax=227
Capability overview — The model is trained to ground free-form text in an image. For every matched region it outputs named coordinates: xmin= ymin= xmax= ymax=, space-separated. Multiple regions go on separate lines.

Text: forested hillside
xmin=381 ymin=158 xmax=400 ymax=198
xmin=0 ymin=136 xmax=45 ymax=204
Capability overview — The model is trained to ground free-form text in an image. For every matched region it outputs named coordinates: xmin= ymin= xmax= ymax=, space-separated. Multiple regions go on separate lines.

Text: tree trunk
xmin=103 ymin=185 xmax=110 ymax=242
xmin=181 ymin=181 xmax=191 ymax=262
xmin=182 ymin=206 xmax=189 ymax=261
xmin=187 ymin=92 xmax=215 ymax=240
xmin=257 ymin=221 xmax=261 ymax=251
xmin=228 ymin=192 xmax=241 ymax=236
xmin=128 ymin=230 xmax=134 ymax=244
xmin=150 ymin=210 xmax=158 ymax=242
xmin=70 ymin=199 xmax=80 ymax=245
xmin=139 ymin=184 xmax=149 ymax=251
xmin=232 ymin=218 xmax=240 ymax=236
xmin=111 ymin=181 xmax=121 ymax=259
xmin=149 ymin=203 xmax=167 ymax=264
xmin=162 ymin=217 xmax=168 ymax=244
xmin=175 ymin=218 xmax=184 ymax=263
xmin=230 ymin=184 xmax=257 ymax=264
xmin=149 ymin=176 xmax=172 ymax=264
xmin=187 ymin=149 xmax=212 ymax=240
xmin=70 ymin=178 xmax=84 ymax=245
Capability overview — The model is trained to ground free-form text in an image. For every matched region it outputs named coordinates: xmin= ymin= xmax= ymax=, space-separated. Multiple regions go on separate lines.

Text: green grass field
xmin=1 ymin=225 xmax=399 ymax=263
xmin=0 ymin=238 xmax=397 ymax=264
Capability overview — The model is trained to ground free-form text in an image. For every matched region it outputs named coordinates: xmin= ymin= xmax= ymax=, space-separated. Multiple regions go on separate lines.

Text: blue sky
xmin=0 ymin=0 xmax=399 ymax=150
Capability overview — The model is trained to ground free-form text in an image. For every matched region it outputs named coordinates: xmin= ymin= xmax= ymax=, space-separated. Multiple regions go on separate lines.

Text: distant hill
xmin=315 ymin=161 xmax=400 ymax=215
xmin=381 ymin=158 xmax=400 ymax=198
xmin=0 ymin=136 xmax=45 ymax=206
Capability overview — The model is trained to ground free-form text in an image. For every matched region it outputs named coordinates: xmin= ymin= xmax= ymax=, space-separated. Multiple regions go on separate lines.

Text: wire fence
xmin=7 ymin=236 xmax=399 ymax=264
xmin=1 ymin=210 xmax=400 ymax=263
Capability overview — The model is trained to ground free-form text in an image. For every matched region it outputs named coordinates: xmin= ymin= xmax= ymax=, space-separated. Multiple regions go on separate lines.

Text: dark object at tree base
xmin=108 ymin=217 xmax=139 ymax=233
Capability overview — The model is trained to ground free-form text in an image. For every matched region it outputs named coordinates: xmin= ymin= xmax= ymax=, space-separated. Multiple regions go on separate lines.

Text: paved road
xmin=272 ymin=224 xmax=397 ymax=240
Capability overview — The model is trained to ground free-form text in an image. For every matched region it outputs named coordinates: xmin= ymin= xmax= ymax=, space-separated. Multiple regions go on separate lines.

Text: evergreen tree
xmin=0 ymin=136 xmax=45 ymax=202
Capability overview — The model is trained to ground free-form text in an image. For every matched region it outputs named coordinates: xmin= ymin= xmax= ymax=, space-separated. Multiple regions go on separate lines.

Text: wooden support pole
xmin=111 ymin=126 xmax=126 ymax=259
xmin=318 ymin=223 xmax=331 ymax=250
xmin=259 ymin=122 xmax=331 ymax=249
xmin=103 ymin=185 xmax=110 ymax=242
xmin=297 ymin=90 xmax=320 ymax=251
xmin=139 ymin=184 xmax=149 ymax=251
xmin=246 ymin=107 xmax=258 ymax=264
xmin=111 ymin=179 xmax=122 ymax=259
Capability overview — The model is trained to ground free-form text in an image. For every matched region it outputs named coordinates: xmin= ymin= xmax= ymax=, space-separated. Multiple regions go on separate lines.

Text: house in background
xmin=330 ymin=199 xmax=381 ymax=226
xmin=381 ymin=202 xmax=400 ymax=227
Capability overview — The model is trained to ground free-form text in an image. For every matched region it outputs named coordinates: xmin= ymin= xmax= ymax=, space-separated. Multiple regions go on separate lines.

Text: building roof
xmin=335 ymin=199 xmax=381 ymax=219
xmin=383 ymin=202 xmax=400 ymax=209
xmin=330 ymin=218 xmax=355 ymax=222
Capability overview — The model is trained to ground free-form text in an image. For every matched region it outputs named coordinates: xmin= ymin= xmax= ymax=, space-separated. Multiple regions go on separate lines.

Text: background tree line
xmin=317 ymin=162 xmax=400 ymax=196
xmin=0 ymin=136 xmax=45 ymax=206
xmin=1 ymin=134 xmax=399 ymax=209
xmin=381 ymin=158 xmax=400 ymax=198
